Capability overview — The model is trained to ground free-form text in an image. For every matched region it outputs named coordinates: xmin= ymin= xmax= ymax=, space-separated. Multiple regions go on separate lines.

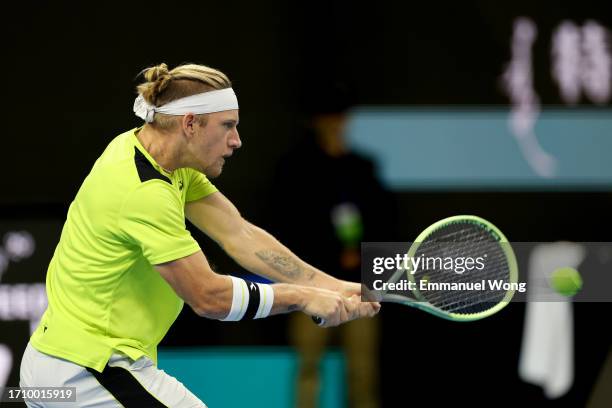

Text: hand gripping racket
xmin=313 ymin=215 xmax=518 ymax=324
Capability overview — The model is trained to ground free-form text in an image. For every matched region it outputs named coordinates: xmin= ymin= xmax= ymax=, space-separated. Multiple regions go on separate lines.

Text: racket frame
xmin=381 ymin=215 xmax=518 ymax=322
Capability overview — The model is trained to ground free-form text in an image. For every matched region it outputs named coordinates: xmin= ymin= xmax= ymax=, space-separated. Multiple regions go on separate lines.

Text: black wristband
xmin=244 ymin=280 xmax=261 ymax=320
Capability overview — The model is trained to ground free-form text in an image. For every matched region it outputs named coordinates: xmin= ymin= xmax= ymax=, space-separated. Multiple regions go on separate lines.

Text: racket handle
xmin=312 ymin=316 xmax=325 ymax=326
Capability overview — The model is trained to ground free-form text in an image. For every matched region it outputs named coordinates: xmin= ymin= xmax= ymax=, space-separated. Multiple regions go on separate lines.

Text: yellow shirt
xmin=31 ymin=128 xmax=217 ymax=372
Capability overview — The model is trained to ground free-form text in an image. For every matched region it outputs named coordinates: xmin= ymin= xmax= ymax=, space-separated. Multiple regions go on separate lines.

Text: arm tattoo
xmin=255 ymin=250 xmax=314 ymax=281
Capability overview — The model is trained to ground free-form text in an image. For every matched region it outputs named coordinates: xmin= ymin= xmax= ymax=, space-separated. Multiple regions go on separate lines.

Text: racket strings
xmin=413 ymin=252 xmax=507 ymax=296
xmin=415 ymin=257 xmax=508 ymax=312
xmin=420 ymin=223 xmax=496 ymax=242
xmin=414 ymin=241 xmax=509 ymax=284
xmin=411 ymin=223 xmax=511 ymax=314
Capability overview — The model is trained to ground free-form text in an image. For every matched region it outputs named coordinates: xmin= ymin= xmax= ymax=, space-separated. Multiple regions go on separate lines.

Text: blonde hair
xmin=136 ymin=63 xmax=232 ymax=130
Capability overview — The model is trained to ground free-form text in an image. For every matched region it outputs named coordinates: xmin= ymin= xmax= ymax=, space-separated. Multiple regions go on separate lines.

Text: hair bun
xmin=143 ymin=63 xmax=170 ymax=82
xmin=139 ymin=63 xmax=173 ymax=105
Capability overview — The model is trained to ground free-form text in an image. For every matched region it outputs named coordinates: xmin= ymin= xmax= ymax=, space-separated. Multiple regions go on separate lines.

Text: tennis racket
xmin=313 ymin=215 xmax=518 ymax=324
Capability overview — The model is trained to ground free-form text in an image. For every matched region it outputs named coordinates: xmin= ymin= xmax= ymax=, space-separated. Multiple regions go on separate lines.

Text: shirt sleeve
xmin=185 ymin=169 xmax=218 ymax=202
xmin=118 ymin=181 xmax=201 ymax=265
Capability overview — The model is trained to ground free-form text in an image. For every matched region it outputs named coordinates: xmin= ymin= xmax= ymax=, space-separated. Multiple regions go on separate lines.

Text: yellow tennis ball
xmin=549 ymin=267 xmax=583 ymax=297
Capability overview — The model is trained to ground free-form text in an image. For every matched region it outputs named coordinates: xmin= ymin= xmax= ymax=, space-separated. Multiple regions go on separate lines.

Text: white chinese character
xmin=552 ymin=20 xmax=611 ymax=105
xmin=502 ymin=17 xmax=557 ymax=178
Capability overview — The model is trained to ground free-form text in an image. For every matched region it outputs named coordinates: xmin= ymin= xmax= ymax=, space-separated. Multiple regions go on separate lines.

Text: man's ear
xmin=181 ymin=113 xmax=197 ymax=137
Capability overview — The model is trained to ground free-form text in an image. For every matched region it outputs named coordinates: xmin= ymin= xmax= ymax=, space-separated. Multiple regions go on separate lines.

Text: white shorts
xmin=19 ymin=342 xmax=207 ymax=408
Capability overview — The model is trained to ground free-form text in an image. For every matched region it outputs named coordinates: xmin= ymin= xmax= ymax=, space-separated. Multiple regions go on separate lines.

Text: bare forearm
xmin=197 ymin=277 xmax=329 ymax=321
xmin=204 ymin=279 xmax=376 ymax=328
xmin=190 ymin=274 xmax=234 ymax=320
xmin=227 ymin=223 xmax=342 ymax=290
xmin=193 ymin=275 xmax=307 ymax=319
xmin=269 ymin=283 xmax=309 ymax=315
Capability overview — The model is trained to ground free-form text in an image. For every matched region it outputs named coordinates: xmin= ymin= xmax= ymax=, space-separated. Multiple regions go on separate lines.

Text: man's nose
xmin=230 ymin=129 xmax=242 ymax=149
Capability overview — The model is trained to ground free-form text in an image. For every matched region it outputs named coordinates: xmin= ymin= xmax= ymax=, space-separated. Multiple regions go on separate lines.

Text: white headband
xmin=133 ymin=88 xmax=239 ymax=123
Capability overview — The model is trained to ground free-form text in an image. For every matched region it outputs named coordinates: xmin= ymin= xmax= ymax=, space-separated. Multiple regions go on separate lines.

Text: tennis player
xmin=19 ymin=63 xmax=379 ymax=407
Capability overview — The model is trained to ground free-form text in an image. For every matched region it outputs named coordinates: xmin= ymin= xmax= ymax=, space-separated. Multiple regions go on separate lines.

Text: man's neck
xmin=136 ymin=125 xmax=181 ymax=173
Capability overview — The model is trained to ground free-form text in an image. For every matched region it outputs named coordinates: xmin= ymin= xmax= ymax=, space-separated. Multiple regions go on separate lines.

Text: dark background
xmin=1 ymin=0 xmax=611 ymax=406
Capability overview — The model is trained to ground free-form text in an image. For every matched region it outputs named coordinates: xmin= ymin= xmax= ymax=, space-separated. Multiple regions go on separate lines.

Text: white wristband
xmin=221 ymin=276 xmax=248 ymax=321
xmin=254 ymin=283 xmax=274 ymax=319
xmin=220 ymin=276 xmax=274 ymax=321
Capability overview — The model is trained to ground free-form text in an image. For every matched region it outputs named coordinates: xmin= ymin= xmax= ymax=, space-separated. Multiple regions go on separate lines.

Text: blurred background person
xmin=266 ymin=82 xmax=397 ymax=408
